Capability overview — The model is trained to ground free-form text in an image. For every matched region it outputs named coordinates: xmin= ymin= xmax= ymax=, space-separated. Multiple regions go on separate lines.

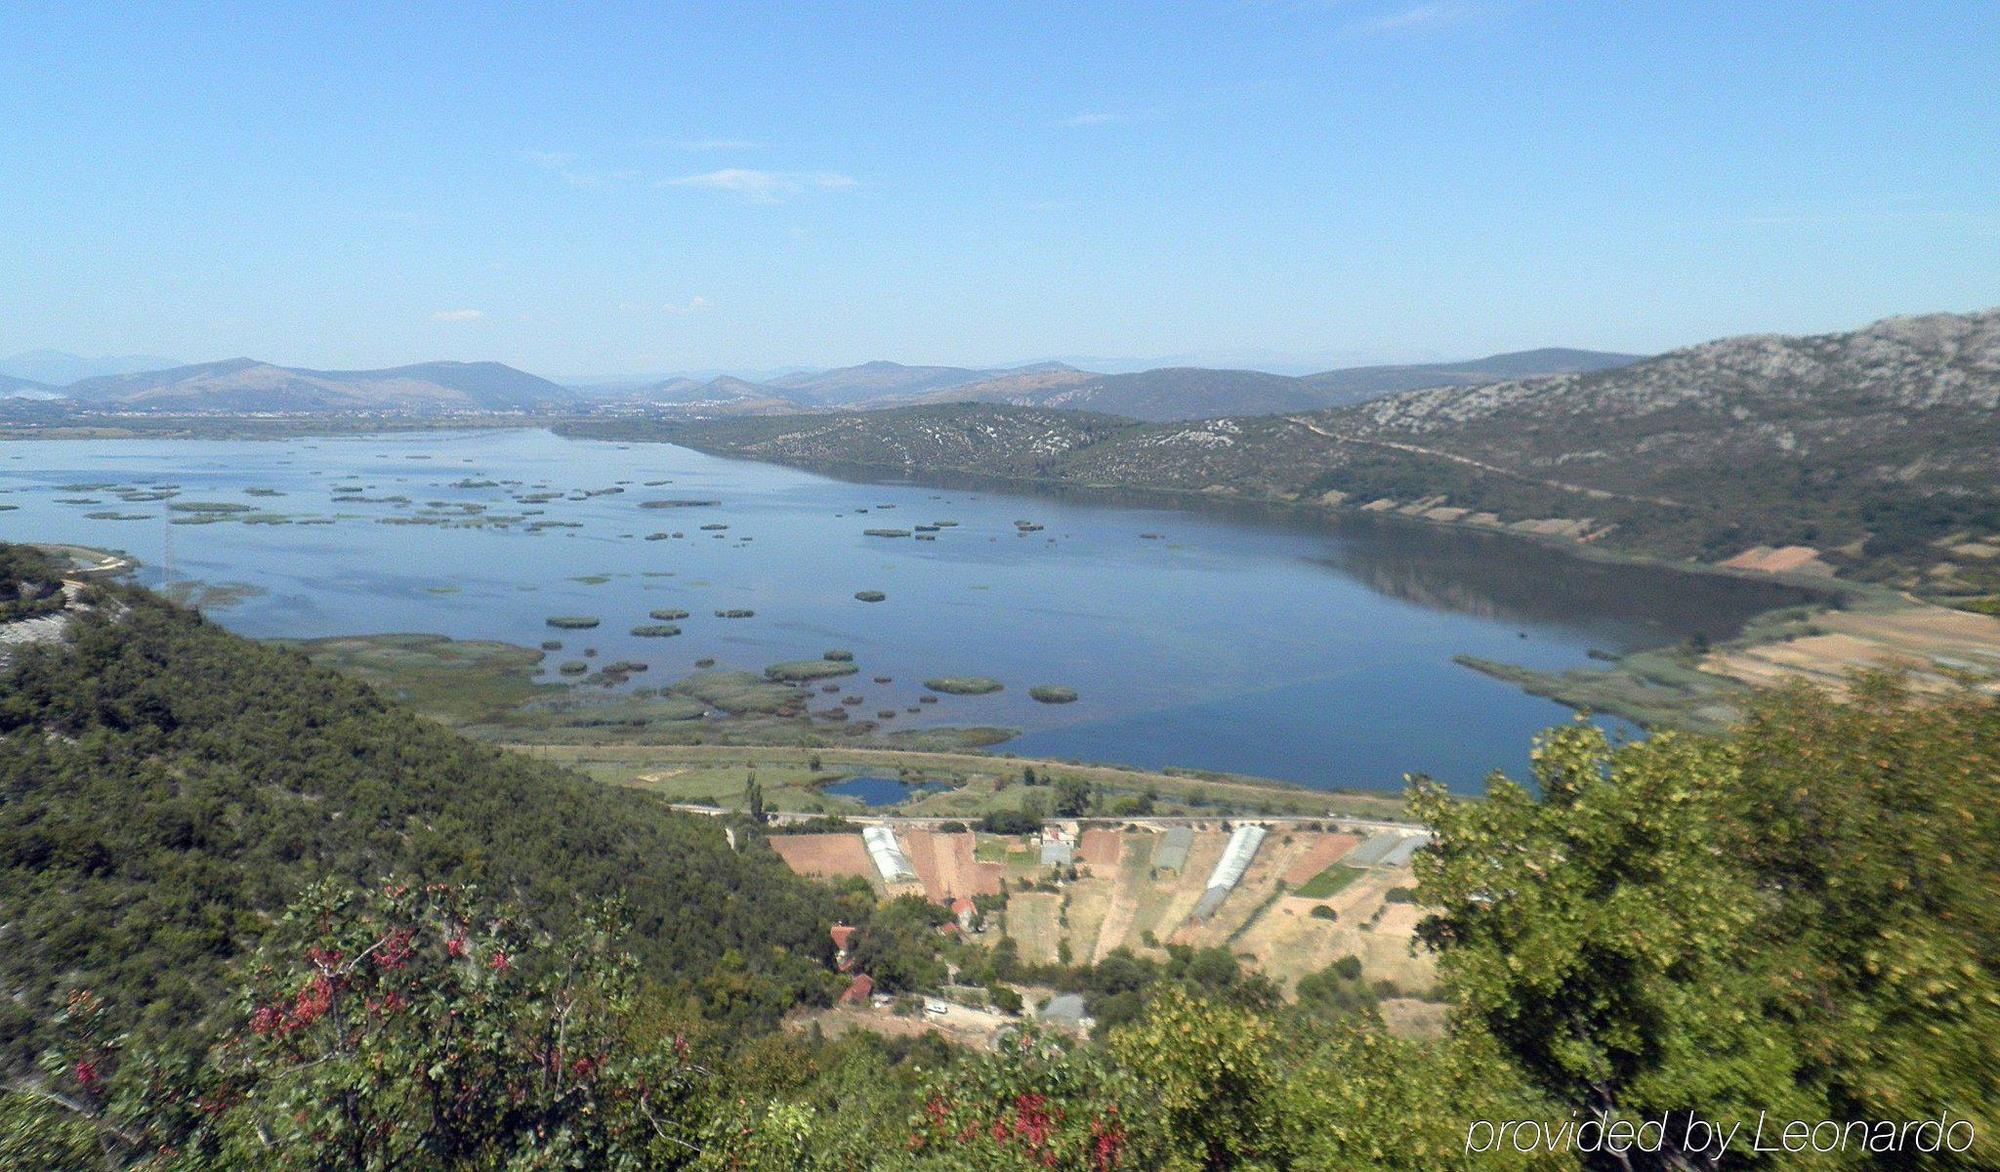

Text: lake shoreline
xmin=9 ymin=426 xmax=1874 ymax=791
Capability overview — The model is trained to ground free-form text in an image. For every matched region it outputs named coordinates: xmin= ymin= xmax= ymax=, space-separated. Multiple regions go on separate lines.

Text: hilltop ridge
xmin=565 ymin=309 xmax=2000 ymax=593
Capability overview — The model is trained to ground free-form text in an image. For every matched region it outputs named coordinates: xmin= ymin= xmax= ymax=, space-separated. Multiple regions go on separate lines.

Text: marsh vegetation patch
xmin=924 ymin=677 xmax=1004 ymax=695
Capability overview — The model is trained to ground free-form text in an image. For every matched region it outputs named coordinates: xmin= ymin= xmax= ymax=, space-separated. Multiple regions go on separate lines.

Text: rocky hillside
xmin=577 ymin=310 xmax=2000 ymax=592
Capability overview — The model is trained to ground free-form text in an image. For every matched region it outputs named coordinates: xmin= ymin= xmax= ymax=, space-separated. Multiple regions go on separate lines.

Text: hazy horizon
xmin=2 ymin=339 xmax=1661 ymax=388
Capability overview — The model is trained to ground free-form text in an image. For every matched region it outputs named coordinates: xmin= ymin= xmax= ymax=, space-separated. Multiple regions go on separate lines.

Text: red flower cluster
xmin=374 ymin=928 xmax=415 ymax=972
xmin=1089 ymin=1109 xmax=1126 ymax=1170
xmin=71 ymin=1058 xmax=102 ymax=1093
xmin=1007 ymin=1092 xmax=1057 ymax=1152
xmin=251 ymin=972 xmax=337 ymax=1036
xmin=364 ymin=989 xmax=408 ymax=1016
xmin=923 ymin=1091 xmax=1082 ymax=1167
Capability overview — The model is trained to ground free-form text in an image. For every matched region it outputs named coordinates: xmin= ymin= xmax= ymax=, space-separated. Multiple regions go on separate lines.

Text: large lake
xmin=1 ymin=428 xmax=1817 ymax=793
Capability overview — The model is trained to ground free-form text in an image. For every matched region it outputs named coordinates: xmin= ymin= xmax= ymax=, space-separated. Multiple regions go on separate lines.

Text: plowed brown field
xmin=769 ymin=834 xmax=874 ymax=882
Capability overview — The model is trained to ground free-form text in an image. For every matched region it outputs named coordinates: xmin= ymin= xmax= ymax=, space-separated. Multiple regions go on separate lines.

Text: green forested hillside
xmin=0 ymin=574 xmax=858 ymax=1073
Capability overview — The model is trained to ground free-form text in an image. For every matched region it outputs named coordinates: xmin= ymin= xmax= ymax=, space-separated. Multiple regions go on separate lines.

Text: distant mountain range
xmin=2 ymin=346 xmax=1640 ymax=420
xmin=57 ymin=358 xmax=574 ymax=413
xmin=897 ymin=348 xmax=1641 ymax=419
xmin=563 ymin=309 xmax=2000 ymax=592
xmin=605 ymin=348 xmax=1641 ymax=420
xmin=613 ymin=360 xmax=1089 ymax=414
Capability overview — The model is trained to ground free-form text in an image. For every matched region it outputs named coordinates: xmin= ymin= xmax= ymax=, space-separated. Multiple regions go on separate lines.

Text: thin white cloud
xmin=663 ymin=296 xmax=712 ymax=317
xmin=670 ymin=138 xmax=764 ymax=152
xmin=1362 ymin=2 xmax=1484 ymax=34
xmin=663 ymin=169 xmax=856 ymax=204
xmin=519 ymin=150 xmax=577 ymax=168
xmin=430 ymin=309 xmax=486 ymax=324
xmin=1062 ymin=111 xmax=1122 ymax=127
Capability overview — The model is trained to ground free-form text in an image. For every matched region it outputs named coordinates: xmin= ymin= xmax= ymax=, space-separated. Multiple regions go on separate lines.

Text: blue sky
xmin=3 ymin=2 xmax=1996 ymax=377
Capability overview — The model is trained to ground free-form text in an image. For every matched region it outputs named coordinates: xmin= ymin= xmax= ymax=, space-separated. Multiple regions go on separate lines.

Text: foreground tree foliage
xmin=9 ymin=879 xmax=1549 ymax=1171
xmin=21 ymin=883 xmax=713 ymax=1169
xmin=1413 ymin=679 xmax=1998 ymax=1170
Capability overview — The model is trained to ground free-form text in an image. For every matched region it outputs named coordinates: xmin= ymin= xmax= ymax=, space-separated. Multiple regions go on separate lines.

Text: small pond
xmin=825 ymin=776 xmax=951 ymax=807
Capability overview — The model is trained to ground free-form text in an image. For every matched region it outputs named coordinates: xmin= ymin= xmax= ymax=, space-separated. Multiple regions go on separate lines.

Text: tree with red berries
xmin=19 ymin=881 xmax=719 ymax=1170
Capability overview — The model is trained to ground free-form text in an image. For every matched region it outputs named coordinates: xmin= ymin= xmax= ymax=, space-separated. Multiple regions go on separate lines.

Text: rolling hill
xmin=567 ymin=310 xmax=2000 ymax=590
xmin=769 ymin=359 xmax=1072 ymax=404
xmin=61 ymin=358 xmax=574 ymax=413
xmin=620 ymin=360 xmax=1089 ymax=413
xmin=1297 ymin=347 xmax=1642 ymax=400
xmin=0 ymin=374 xmax=59 ymax=400
xmin=904 ymin=349 xmax=1641 ymax=420
xmin=628 ymin=373 xmax=806 ymax=413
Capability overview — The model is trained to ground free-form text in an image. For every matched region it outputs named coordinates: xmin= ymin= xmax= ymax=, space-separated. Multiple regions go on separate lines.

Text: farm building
xmin=1040 ymin=838 xmax=1074 ymax=867
xmin=1342 ymin=831 xmax=1408 ymax=868
xmin=1191 ymin=824 xmax=1267 ymax=921
xmin=831 ymin=924 xmax=858 ymax=972
xmin=839 ymin=974 xmax=875 ymax=1005
xmin=1154 ymin=826 xmax=1194 ymax=872
xmin=1377 ymin=832 xmax=1433 ymax=868
xmin=950 ymin=897 xmax=980 ymax=932
xmin=862 ymin=826 xmax=919 ymax=884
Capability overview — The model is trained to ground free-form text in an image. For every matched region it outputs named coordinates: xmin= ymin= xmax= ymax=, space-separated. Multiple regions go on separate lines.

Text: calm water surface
xmin=825 ymin=777 xmax=952 ymax=807
xmin=0 ymin=429 xmax=1818 ymax=793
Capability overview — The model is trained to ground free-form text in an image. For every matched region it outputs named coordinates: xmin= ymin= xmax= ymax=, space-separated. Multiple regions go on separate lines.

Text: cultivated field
xmin=767 ymin=834 xmax=878 ymax=888
xmin=1701 ymin=602 xmax=2000 ymax=695
xmin=1281 ymin=832 xmax=1362 ymax=885
xmin=764 ymin=822 xmax=1436 ymax=998
xmin=898 ymin=830 xmax=1004 ymax=900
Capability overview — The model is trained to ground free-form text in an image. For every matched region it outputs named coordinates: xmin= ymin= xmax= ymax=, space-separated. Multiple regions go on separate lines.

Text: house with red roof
xmin=838 ymin=973 xmax=875 ymax=1005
